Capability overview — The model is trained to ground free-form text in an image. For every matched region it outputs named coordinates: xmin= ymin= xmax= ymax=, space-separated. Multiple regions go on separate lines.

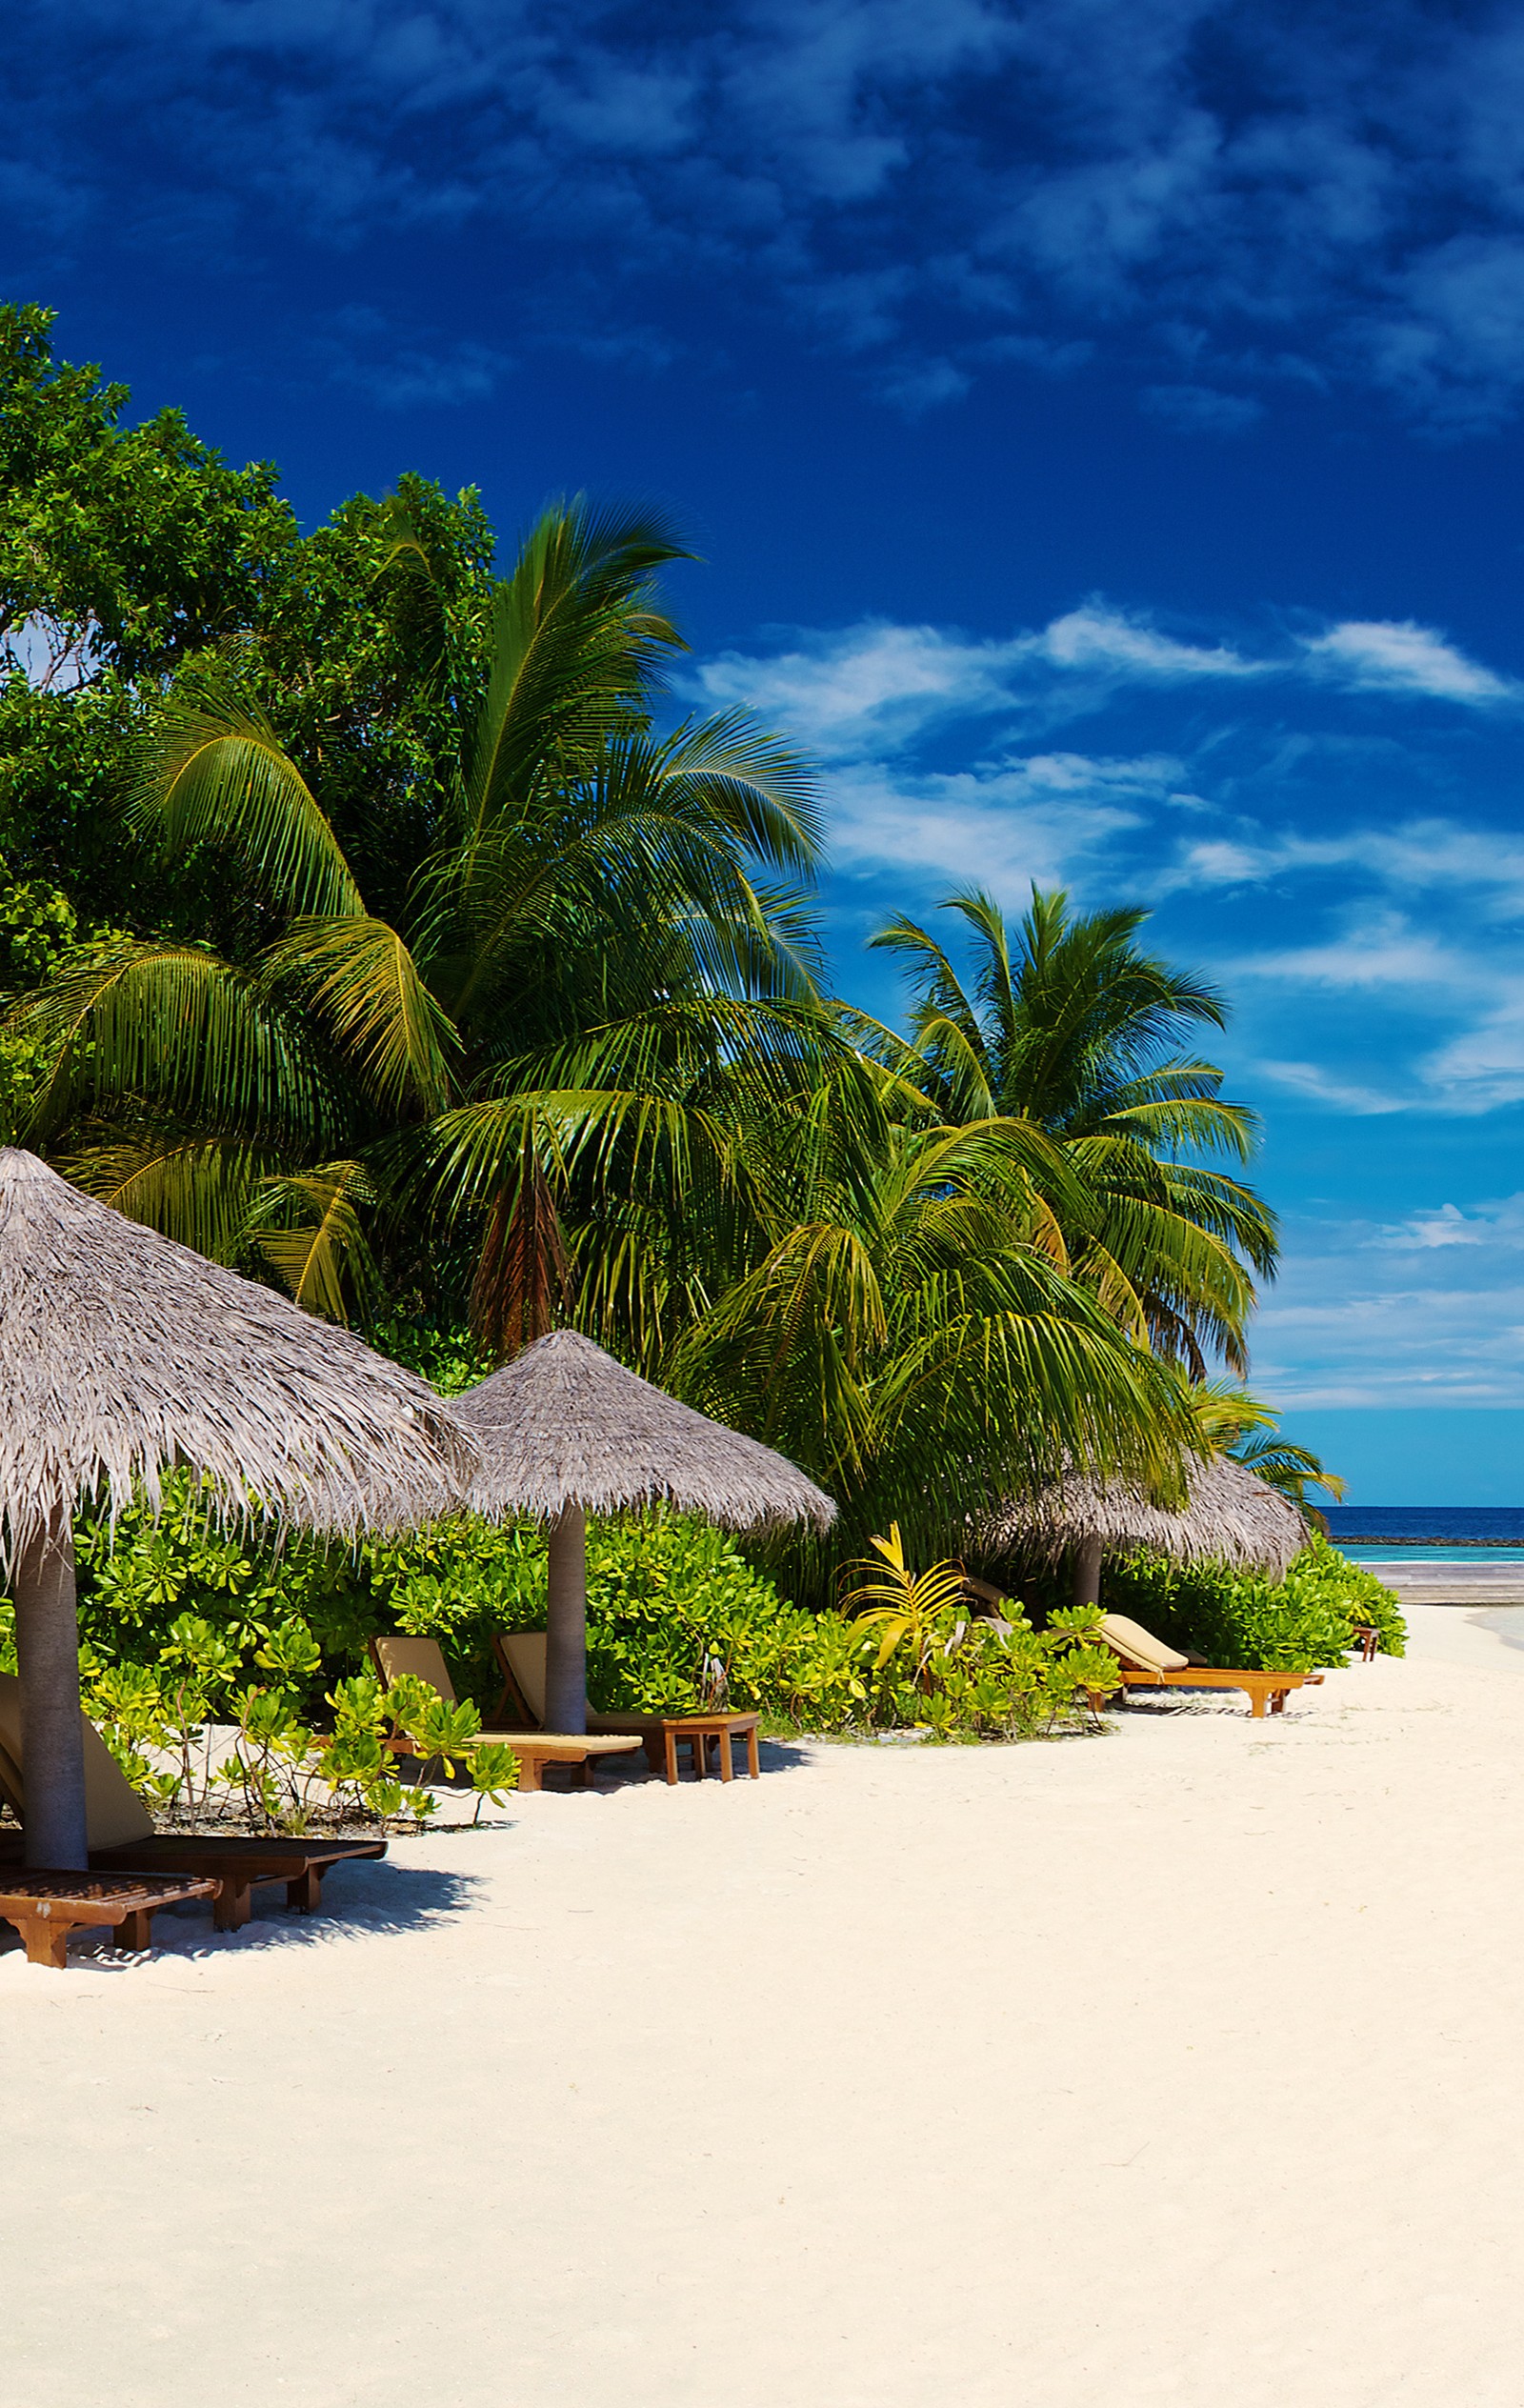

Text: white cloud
xmin=688 ymin=606 xmax=1263 ymax=759
xmin=879 ymin=357 xmax=972 ymax=414
xmin=1253 ymin=1061 xmax=1406 ymax=1116
xmin=1033 ymin=606 xmax=1260 ymax=680
xmin=828 ymin=752 xmax=1168 ymax=900
xmin=1300 ymin=619 xmax=1515 ymax=701
xmin=1253 ymin=1197 xmax=1524 ymax=1408
xmin=693 ymin=608 xmax=1519 ymax=767
xmin=1368 ymin=235 xmax=1524 ymax=431
xmin=692 ymin=624 xmax=1027 ymax=758
xmin=1230 ymin=916 xmax=1477 ymax=995
xmin=1374 ymin=1203 xmax=1493 ymax=1250
xmin=1419 ymin=994 xmax=1524 ymax=1111
xmin=1152 ymin=816 xmax=1524 ymax=913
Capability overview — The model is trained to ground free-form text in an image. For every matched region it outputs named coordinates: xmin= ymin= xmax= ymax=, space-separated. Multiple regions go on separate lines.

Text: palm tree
xmin=12 ymin=498 xmax=829 ymax=1349
xmin=866 ymin=886 xmax=1278 ymax=1375
xmin=1183 ymin=1379 xmax=1345 ymax=1512
xmin=669 ymin=1078 xmax=1199 ymax=1597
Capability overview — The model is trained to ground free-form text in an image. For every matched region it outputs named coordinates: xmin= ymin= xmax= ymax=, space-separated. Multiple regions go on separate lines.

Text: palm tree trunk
xmin=1072 ymin=1533 xmax=1104 ymax=1611
xmin=544 ymin=1504 xmax=588 ymax=1734
xmin=15 ymin=1508 xmax=88 ymax=1870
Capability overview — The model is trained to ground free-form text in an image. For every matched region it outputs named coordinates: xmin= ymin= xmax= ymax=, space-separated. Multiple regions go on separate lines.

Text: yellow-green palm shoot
xmin=844 ymin=1522 xmax=968 ymax=1678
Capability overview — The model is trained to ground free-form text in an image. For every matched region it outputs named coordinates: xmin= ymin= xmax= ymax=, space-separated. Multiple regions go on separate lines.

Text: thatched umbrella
xmin=986 ymin=1453 xmax=1307 ymax=1607
xmin=0 ymin=1149 xmax=475 ymax=1870
xmin=456 ymin=1329 xmax=835 ymax=1733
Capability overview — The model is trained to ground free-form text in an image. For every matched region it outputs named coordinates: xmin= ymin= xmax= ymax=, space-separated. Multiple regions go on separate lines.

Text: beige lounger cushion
xmin=376 ymin=1635 xmax=637 ymax=1755
xmin=0 ymin=1669 xmax=156 ymax=1849
xmin=498 ymin=1632 xmax=547 ymax=1722
xmin=492 ymin=1732 xmax=640 ymax=1755
xmin=1098 ymin=1614 xmax=1192 ymax=1675
xmin=498 ymin=1633 xmax=660 ymax=1736
xmin=372 ymin=1634 xmax=459 ymax=1704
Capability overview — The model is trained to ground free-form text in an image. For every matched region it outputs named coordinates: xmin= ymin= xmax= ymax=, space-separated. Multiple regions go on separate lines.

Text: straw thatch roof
xmin=984 ymin=1452 xmax=1307 ymax=1580
xmin=457 ymin=1329 xmax=836 ymax=1530
xmin=0 ymin=1149 xmax=474 ymax=1557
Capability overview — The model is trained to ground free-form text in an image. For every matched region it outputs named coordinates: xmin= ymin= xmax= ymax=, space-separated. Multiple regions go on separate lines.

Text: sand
xmin=7 ymin=1620 xmax=1524 ymax=2408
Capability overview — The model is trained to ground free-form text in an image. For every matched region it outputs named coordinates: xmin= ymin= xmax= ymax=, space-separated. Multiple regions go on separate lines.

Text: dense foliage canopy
xmin=0 ymin=307 xmax=1329 ymax=1601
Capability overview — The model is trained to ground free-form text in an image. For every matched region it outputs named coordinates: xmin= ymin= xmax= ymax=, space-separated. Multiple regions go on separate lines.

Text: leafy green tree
xmin=0 ymin=307 xmax=498 ymax=957
xmin=15 ymin=497 xmax=828 ymax=1341
xmin=0 ymin=302 xmax=296 ymax=687
xmin=868 ymin=885 xmax=1278 ymax=1374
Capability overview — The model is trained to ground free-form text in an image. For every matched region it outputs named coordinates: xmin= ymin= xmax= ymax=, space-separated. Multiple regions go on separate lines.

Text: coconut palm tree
xmin=866 ymin=885 xmax=1278 ymax=1375
xmin=12 ymin=499 xmax=829 ymax=1346
xmin=1181 ymin=1377 xmax=1345 ymax=1511
xmin=669 ymin=1084 xmax=1199 ymax=1596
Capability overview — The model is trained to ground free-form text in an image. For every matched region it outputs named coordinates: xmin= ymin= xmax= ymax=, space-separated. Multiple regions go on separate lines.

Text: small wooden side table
xmin=661 ymin=1714 xmax=761 ymax=1785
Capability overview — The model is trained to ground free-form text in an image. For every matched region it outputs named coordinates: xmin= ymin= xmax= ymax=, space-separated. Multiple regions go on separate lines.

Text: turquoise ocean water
xmin=1323 ymin=1509 xmax=1524 ymax=1566
xmin=1339 ymin=1546 xmax=1524 ymax=1564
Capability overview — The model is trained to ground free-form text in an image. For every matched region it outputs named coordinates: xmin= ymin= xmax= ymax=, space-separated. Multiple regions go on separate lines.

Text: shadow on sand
xmin=0 ymin=1855 xmax=485 ymax=1971
xmin=529 ymin=1732 xmax=814 ymax=1791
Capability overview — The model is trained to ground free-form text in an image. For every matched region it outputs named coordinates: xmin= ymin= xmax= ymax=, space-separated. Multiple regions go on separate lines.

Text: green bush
xmin=375 ymin=1511 xmax=1122 ymax=1739
xmin=0 ymin=1488 xmax=1133 ymax=1795
xmin=369 ymin=1512 xmax=877 ymax=1727
xmin=1100 ymin=1535 xmax=1405 ymax=1673
xmin=70 ymin=1481 xmax=373 ymax=1712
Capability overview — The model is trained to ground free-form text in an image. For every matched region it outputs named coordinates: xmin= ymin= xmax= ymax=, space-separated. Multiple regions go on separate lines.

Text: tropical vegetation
xmin=0 ymin=303 xmax=1371 ymax=1693
xmin=1103 ymin=1533 xmax=1405 ymax=1673
xmin=0 ymin=1495 xmax=1399 ymax=1829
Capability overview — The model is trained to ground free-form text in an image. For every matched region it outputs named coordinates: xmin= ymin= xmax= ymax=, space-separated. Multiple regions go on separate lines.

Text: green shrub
xmin=1100 ymin=1535 xmax=1405 ymax=1673
xmin=68 ymin=1615 xmax=516 ymax=1835
xmin=369 ymin=1512 xmax=875 ymax=1726
xmin=0 ymin=1488 xmax=1132 ymax=1785
xmin=369 ymin=1510 xmax=1121 ymax=1738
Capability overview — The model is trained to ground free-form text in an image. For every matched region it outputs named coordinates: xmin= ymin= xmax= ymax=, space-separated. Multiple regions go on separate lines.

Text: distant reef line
xmin=1333 ymin=1535 xmax=1524 ymax=1548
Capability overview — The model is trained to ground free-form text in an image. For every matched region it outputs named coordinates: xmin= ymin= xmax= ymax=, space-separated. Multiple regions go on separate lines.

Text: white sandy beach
xmin=8 ymin=1617 xmax=1524 ymax=2408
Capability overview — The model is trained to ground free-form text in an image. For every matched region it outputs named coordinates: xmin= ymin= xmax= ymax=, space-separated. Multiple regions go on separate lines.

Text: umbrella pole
xmin=1073 ymin=1533 xmax=1104 ymax=1611
xmin=545 ymin=1504 xmax=588 ymax=1735
xmin=14 ymin=1507 xmax=89 ymax=1871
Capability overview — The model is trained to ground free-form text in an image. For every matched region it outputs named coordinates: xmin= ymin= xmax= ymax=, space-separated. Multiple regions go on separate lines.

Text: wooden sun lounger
xmin=0 ymin=1829 xmax=386 ymax=1930
xmin=0 ymin=1870 xmax=217 ymax=1968
xmin=0 ymin=1672 xmax=386 ymax=1928
xmin=369 ymin=1635 xmax=642 ymax=1793
xmin=1098 ymin=1613 xmax=1316 ymax=1718
xmin=492 ymin=1633 xmax=764 ymax=1784
xmin=1113 ymin=1664 xmax=1311 ymax=1717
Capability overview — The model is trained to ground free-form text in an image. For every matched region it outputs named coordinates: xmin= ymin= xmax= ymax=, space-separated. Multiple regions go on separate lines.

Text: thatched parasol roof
xmin=457 ymin=1329 xmax=836 ymax=1531
xmin=985 ymin=1452 xmax=1307 ymax=1581
xmin=0 ymin=1149 xmax=474 ymax=1557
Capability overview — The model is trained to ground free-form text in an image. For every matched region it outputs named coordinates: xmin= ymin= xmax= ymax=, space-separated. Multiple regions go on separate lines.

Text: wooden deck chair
xmin=493 ymin=1633 xmax=762 ymax=1783
xmin=0 ymin=1671 xmax=385 ymax=1929
xmin=1098 ymin=1614 xmax=1317 ymax=1719
xmin=368 ymin=1635 xmax=640 ymax=1794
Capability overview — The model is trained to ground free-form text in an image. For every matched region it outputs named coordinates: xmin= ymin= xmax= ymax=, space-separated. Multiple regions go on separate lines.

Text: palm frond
xmin=261 ymin=917 xmax=458 ymax=1115
xmin=134 ymin=668 xmax=364 ymax=920
xmin=246 ymin=1161 xmax=380 ymax=1323
xmin=11 ymin=943 xmax=343 ymax=1150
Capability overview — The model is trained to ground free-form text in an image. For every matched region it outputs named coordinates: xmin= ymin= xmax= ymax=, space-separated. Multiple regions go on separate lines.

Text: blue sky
xmin=7 ymin=0 xmax=1524 ymax=1499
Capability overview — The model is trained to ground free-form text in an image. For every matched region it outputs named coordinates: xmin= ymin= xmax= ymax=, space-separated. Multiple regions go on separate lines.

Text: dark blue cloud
xmin=11 ymin=0 xmax=1524 ymax=426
